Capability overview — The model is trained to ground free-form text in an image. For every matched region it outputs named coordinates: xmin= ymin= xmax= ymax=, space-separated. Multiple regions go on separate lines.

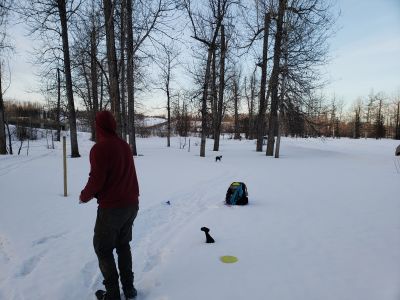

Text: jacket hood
xmin=96 ymin=111 xmax=117 ymax=141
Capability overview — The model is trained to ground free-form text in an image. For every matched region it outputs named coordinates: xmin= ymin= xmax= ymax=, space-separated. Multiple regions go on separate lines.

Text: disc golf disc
xmin=220 ymin=255 xmax=238 ymax=263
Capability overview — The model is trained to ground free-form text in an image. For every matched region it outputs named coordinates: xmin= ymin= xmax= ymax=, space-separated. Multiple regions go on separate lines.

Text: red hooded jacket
xmin=80 ymin=111 xmax=139 ymax=209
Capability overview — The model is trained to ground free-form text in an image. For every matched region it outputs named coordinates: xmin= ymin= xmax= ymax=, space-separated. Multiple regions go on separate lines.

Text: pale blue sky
xmin=4 ymin=0 xmax=400 ymax=112
xmin=324 ymin=0 xmax=400 ymax=105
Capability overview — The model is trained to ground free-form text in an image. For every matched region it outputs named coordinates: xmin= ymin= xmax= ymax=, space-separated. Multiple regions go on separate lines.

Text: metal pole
xmin=63 ymin=136 xmax=67 ymax=196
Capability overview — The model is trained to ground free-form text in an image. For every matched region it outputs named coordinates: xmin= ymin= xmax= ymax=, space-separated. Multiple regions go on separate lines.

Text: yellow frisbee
xmin=220 ymin=255 xmax=238 ymax=263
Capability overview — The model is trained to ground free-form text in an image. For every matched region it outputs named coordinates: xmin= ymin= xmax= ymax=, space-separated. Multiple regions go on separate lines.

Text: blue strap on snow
xmin=229 ymin=184 xmax=243 ymax=205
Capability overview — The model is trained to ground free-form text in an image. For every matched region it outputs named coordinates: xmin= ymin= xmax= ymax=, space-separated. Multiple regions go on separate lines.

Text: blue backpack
xmin=225 ymin=182 xmax=248 ymax=205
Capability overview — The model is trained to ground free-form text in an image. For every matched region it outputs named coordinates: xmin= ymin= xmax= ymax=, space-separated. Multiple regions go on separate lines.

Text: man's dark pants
xmin=94 ymin=205 xmax=138 ymax=299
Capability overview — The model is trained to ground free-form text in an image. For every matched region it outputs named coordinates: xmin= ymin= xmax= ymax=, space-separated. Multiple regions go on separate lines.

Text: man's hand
xmin=80 ymin=189 xmax=95 ymax=203
xmin=79 ymin=194 xmax=90 ymax=204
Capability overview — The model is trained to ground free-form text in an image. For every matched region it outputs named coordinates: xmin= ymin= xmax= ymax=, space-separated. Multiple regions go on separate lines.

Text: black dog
xmin=200 ymin=227 xmax=215 ymax=243
xmin=215 ymin=155 xmax=222 ymax=162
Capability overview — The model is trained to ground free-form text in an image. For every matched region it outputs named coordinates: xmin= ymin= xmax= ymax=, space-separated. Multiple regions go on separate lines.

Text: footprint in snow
xmin=81 ymin=259 xmax=99 ymax=288
xmin=0 ymin=235 xmax=12 ymax=262
xmin=15 ymin=252 xmax=45 ymax=277
xmin=142 ymin=252 xmax=162 ymax=273
xmin=32 ymin=232 xmax=66 ymax=247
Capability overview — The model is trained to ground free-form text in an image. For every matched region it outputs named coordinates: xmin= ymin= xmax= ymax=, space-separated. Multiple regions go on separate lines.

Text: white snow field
xmin=0 ymin=133 xmax=399 ymax=300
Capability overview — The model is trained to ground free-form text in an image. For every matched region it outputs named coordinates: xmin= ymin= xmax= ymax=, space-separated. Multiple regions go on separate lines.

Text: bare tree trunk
xmin=375 ymin=99 xmax=384 ymax=139
xmin=211 ymin=47 xmax=217 ymax=141
xmin=120 ymin=0 xmax=127 ymax=140
xmin=354 ymin=106 xmax=360 ymax=139
xmin=5 ymin=121 xmax=12 ymax=154
xmin=200 ymin=46 xmax=214 ymax=157
xmin=166 ymin=75 xmax=171 ymax=147
xmin=244 ymin=77 xmax=250 ymax=139
xmin=213 ymin=24 xmax=226 ymax=151
xmin=126 ymin=0 xmax=137 ymax=155
xmin=256 ymin=12 xmax=271 ymax=152
xmin=0 ymin=62 xmax=6 ymax=154
xmin=56 ymin=68 xmax=61 ymax=142
xmin=165 ymin=51 xmax=172 ymax=147
xmin=184 ymin=0 xmax=226 ymax=157
xmin=233 ymin=74 xmax=240 ymax=139
xmin=248 ymin=69 xmax=256 ymax=139
xmin=18 ymin=140 xmax=23 ymax=155
xmin=159 ymin=43 xmax=177 ymax=147
xmin=275 ymin=23 xmax=288 ymax=158
xmin=395 ymin=102 xmax=400 ymax=140
xmin=266 ymin=0 xmax=286 ymax=156
xmin=90 ymin=21 xmax=99 ymax=141
xmin=275 ymin=116 xmax=281 ymax=157
xmin=82 ymin=60 xmax=94 ymax=138
xmin=100 ymin=71 xmax=104 ymax=110
xmin=365 ymin=99 xmax=373 ymax=139
xmin=275 ymin=88 xmax=285 ymax=158
xmin=57 ymin=0 xmax=80 ymax=157
xmin=103 ymin=0 xmax=122 ymax=137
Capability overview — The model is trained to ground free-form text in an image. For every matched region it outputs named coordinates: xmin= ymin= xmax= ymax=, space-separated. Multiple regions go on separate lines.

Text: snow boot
xmin=123 ymin=286 xmax=138 ymax=299
xmin=95 ymin=289 xmax=121 ymax=300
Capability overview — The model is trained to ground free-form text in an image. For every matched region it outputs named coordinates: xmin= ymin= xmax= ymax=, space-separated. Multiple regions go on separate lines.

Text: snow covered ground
xmin=0 ymin=134 xmax=399 ymax=300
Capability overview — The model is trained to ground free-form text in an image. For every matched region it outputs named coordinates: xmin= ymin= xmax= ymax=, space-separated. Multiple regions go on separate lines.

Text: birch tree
xmin=19 ymin=0 xmax=81 ymax=157
xmin=183 ymin=0 xmax=236 ymax=157
xmin=0 ymin=0 xmax=11 ymax=155
xmin=156 ymin=42 xmax=179 ymax=147
xmin=103 ymin=0 xmax=122 ymax=136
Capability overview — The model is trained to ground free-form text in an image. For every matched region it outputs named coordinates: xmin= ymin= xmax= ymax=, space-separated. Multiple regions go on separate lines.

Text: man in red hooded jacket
xmin=80 ymin=111 xmax=139 ymax=300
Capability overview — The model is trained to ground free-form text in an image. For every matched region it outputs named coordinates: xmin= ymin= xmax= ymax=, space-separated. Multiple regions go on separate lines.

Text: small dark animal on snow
xmin=396 ymin=145 xmax=400 ymax=156
xmin=215 ymin=155 xmax=222 ymax=162
xmin=201 ymin=227 xmax=215 ymax=243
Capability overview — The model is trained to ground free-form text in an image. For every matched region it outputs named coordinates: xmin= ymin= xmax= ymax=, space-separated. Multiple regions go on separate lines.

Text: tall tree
xmin=71 ymin=0 xmax=104 ymax=141
xmin=256 ymin=10 xmax=272 ymax=151
xmin=183 ymin=0 xmax=234 ymax=157
xmin=274 ymin=21 xmax=289 ymax=158
xmin=353 ymin=99 xmax=362 ymax=139
xmin=156 ymin=42 xmax=179 ymax=147
xmin=56 ymin=67 xmax=62 ymax=141
xmin=374 ymin=96 xmax=385 ymax=139
xmin=364 ymin=91 xmax=376 ymax=138
xmin=90 ymin=2 xmax=100 ymax=141
xmin=244 ymin=66 xmax=258 ymax=139
xmin=232 ymin=69 xmax=241 ymax=140
xmin=119 ymin=0 xmax=127 ymax=139
xmin=266 ymin=0 xmax=286 ymax=156
xmin=241 ymin=0 xmax=273 ymax=151
xmin=213 ymin=24 xmax=227 ymax=151
xmin=394 ymin=100 xmax=400 ymax=140
xmin=125 ymin=0 xmax=136 ymax=154
xmin=57 ymin=0 xmax=80 ymax=157
xmin=0 ymin=0 xmax=12 ymax=154
xmin=264 ymin=0 xmax=336 ymax=155
xmin=0 ymin=60 xmax=6 ymax=154
xmin=20 ymin=0 xmax=80 ymax=157
xmin=125 ymin=0 xmax=175 ymax=154
xmin=103 ymin=0 xmax=122 ymax=136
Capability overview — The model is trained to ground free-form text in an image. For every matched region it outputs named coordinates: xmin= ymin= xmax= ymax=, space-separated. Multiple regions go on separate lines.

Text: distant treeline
xmin=3 ymin=95 xmax=399 ymax=141
xmin=4 ymin=101 xmax=64 ymax=130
